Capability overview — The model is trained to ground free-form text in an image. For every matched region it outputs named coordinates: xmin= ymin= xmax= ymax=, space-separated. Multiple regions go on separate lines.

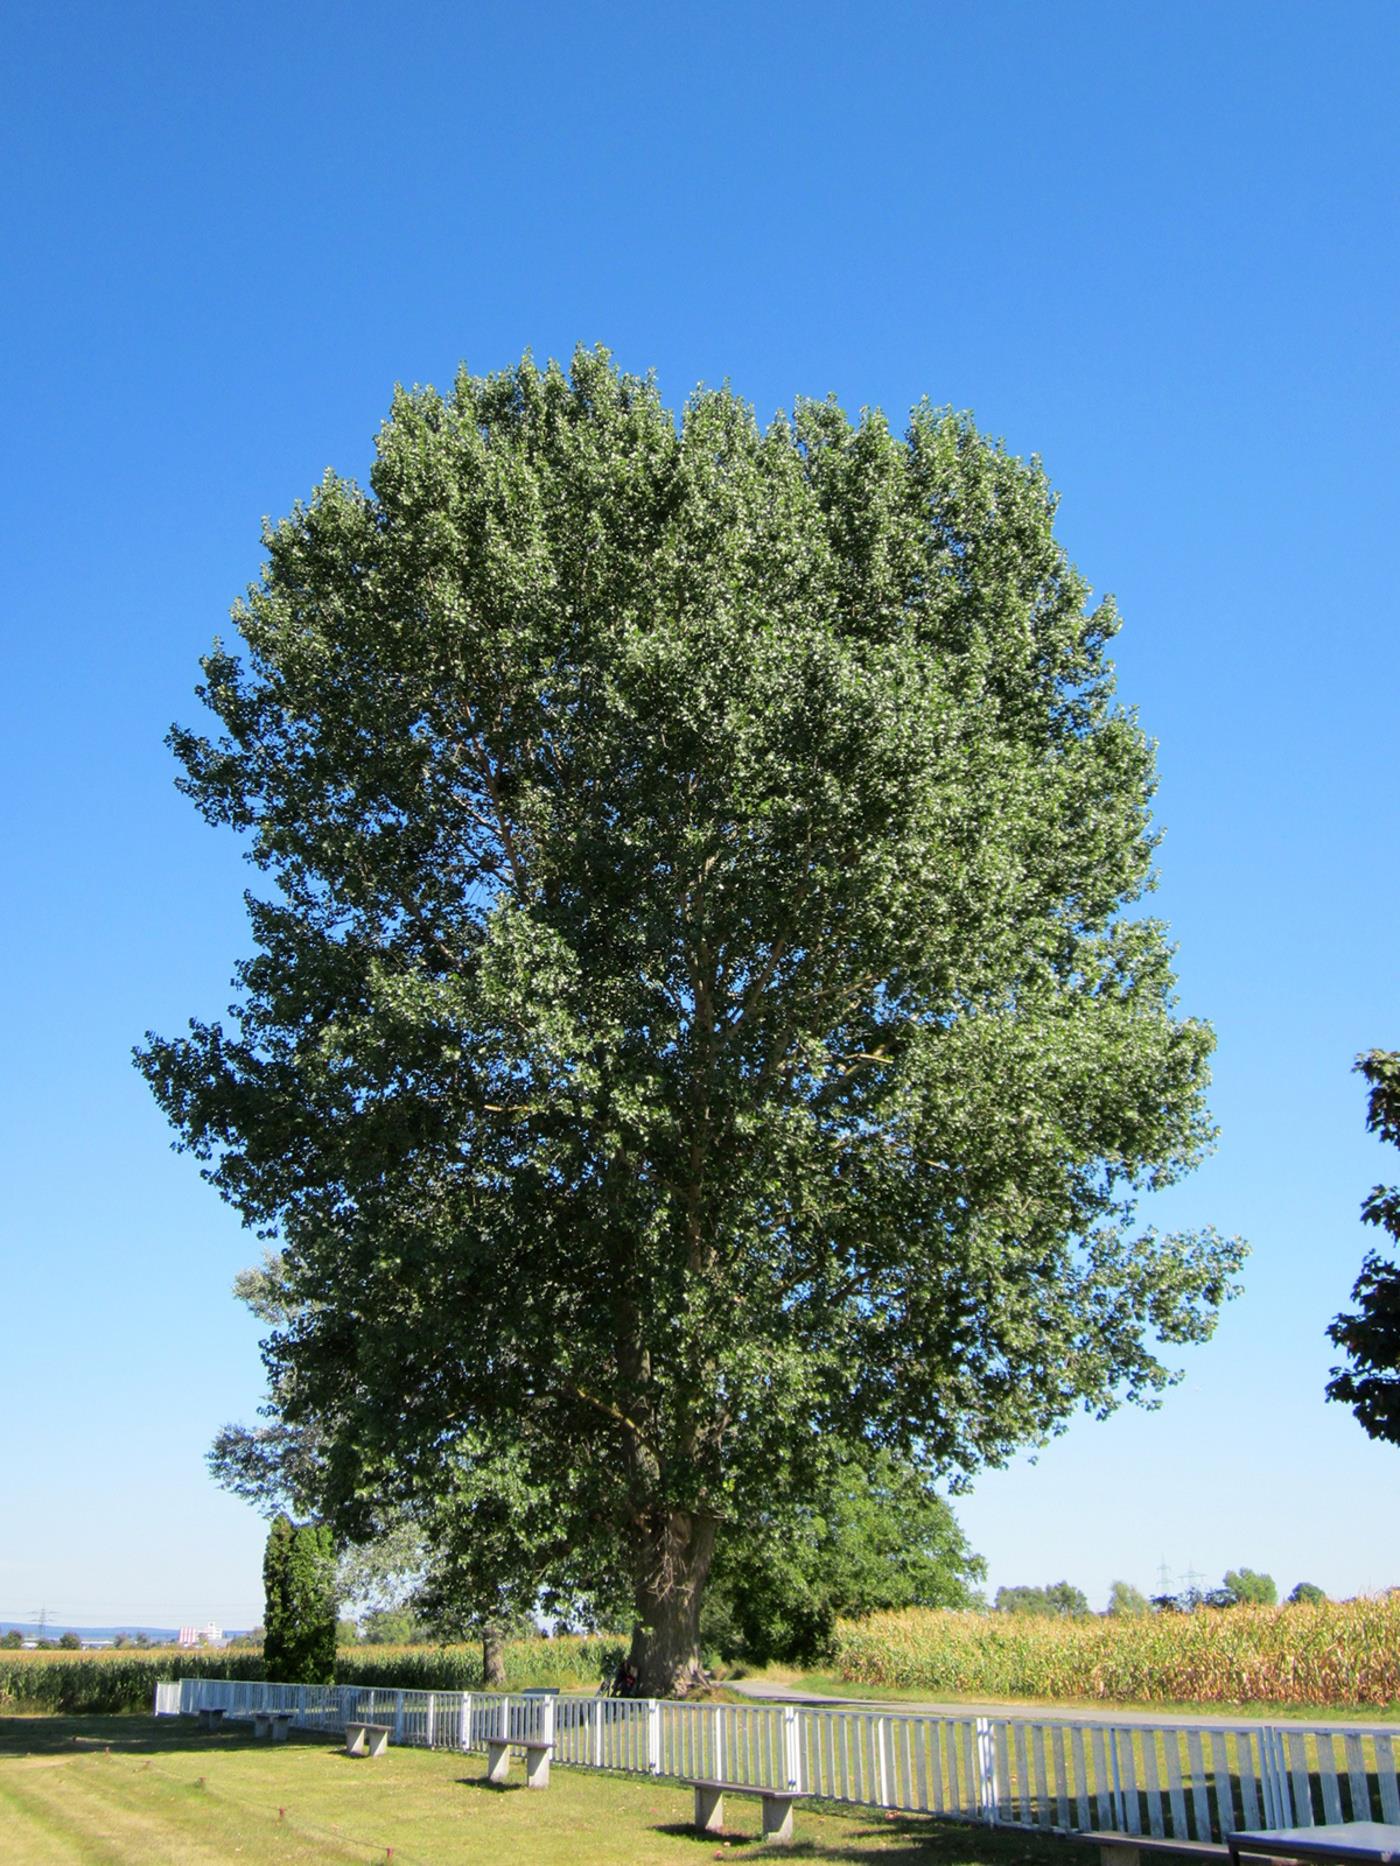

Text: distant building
xmin=177 ymin=1621 xmax=227 ymax=1648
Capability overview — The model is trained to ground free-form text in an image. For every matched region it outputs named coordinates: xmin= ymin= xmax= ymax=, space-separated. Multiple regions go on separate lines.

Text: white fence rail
xmin=156 ymin=1678 xmax=1400 ymax=1842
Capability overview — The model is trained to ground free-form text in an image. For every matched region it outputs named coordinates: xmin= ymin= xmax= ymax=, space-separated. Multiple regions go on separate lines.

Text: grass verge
xmin=735 ymin=1667 xmax=1400 ymax=1724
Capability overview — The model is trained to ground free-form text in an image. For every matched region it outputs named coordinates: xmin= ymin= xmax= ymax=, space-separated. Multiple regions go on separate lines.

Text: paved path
xmin=726 ymin=1677 xmax=1399 ymax=1733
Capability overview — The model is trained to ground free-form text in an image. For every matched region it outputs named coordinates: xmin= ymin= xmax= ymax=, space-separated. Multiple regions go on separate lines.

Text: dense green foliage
xmin=1106 ymin=1581 xmax=1151 ymax=1617
xmin=834 ymin=1597 xmax=1400 ymax=1705
xmin=140 ymin=347 xmax=1241 ymax=1693
xmin=262 ymin=1514 xmax=337 ymax=1684
xmin=702 ymin=1450 xmax=983 ymax=1664
xmin=995 ymin=1583 xmax=1089 ymax=1617
xmin=1221 ymin=1567 xmax=1277 ymax=1607
xmin=1288 ymin=1581 xmax=1327 ymax=1606
xmin=1329 ymin=1050 xmax=1400 ymax=1440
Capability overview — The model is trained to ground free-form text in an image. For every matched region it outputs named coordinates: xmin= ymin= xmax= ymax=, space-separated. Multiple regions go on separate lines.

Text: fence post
xmin=714 ymin=1703 xmax=724 ymax=1783
xmin=593 ymin=1698 xmax=603 ymax=1769
xmin=977 ymin=1717 xmax=999 ymax=1824
xmin=647 ymin=1699 xmax=661 ymax=1774
xmin=784 ymin=1704 xmax=801 ymax=1791
xmin=394 ymin=1690 xmax=405 ymax=1744
xmin=427 ymin=1691 xmax=436 ymax=1747
xmin=500 ymin=1694 xmax=511 ymax=1746
xmin=459 ymin=1691 xmax=471 ymax=1752
xmin=543 ymin=1694 xmax=556 ymax=1758
xmin=1109 ymin=1727 xmax=1126 ymax=1829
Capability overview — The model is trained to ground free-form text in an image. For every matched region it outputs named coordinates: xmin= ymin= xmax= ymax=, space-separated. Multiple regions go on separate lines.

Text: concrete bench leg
xmin=366 ymin=1728 xmax=388 ymax=1758
xmin=270 ymin=1720 xmax=290 ymax=1742
xmin=486 ymin=1738 xmax=511 ymax=1784
xmin=695 ymin=1784 xmax=725 ymax=1833
xmin=525 ymin=1748 xmax=551 ymax=1789
xmin=761 ymin=1793 xmax=795 ymax=1845
xmin=1100 ymin=1847 xmax=1141 ymax=1866
xmin=345 ymin=1729 xmax=366 ymax=1756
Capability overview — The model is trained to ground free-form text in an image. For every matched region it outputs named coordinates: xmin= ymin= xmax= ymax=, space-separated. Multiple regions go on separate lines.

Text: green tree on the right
xmin=1328 ymin=1051 xmax=1400 ymax=1440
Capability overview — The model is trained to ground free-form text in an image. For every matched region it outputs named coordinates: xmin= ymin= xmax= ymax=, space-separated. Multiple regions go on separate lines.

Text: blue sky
xmin=1 ymin=0 xmax=1396 ymax=1630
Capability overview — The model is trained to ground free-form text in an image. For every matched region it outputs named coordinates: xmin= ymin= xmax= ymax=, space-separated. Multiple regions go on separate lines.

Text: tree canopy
xmin=1328 ymin=1050 xmax=1400 ymax=1442
xmin=1220 ymin=1567 xmax=1276 ymax=1607
xmin=139 ymin=347 xmax=1242 ymax=1693
xmin=994 ymin=1582 xmax=1090 ymax=1618
xmin=702 ymin=1448 xmax=983 ymax=1664
xmin=262 ymin=1513 xmax=337 ymax=1684
xmin=1106 ymin=1580 xmax=1151 ymax=1617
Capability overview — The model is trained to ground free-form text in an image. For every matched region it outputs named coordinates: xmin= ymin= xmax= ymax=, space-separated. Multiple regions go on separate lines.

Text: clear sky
xmin=1 ymin=0 xmax=1396 ymax=1631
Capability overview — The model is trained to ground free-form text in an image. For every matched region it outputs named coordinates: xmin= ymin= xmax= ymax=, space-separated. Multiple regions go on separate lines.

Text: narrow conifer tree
xmin=262 ymin=1512 xmax=336 ymax=1684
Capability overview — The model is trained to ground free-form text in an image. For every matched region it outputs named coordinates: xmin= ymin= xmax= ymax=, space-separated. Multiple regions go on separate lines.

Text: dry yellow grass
xmin=832 ymin=1597 xmax=1400 ymax=1706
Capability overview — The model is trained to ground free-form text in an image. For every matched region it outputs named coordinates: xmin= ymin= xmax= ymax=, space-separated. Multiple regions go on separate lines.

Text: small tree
xmin=1287 ymin=1581 xmax=1327 ymax=1606
xmin=263 ymin=1512 xmax=337 ymax=1683
xmin=995 ymin=1582 xmax=1089 ymax=1617
xmin=1107 ymin=1580 xmax=1151 ymax=1616
xmin=1220 ymin=1568 xmax=1277 ymax=1606
xmin=57 ymin=1631 xmax=81 ymax=1649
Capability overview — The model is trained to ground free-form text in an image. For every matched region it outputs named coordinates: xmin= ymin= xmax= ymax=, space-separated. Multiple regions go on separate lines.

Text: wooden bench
xmin=1076 ymin=1832 xmax=1229 ymax=1866
xmin=687 ymin=1777 xmax=801 ymax=1846
xmin=344 ymin=1720 xmax=391 ymax=1758
xmin=485 ymin=1736 xmax=553 ymax=1788
xmin=253 ymin=1711 xmax=296 ymax=1742
xmin=195 ymin=1706 xmax=226 ymax=1731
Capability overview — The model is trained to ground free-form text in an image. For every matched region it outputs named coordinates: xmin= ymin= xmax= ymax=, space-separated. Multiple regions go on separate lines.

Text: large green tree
xmin=139 ymin=347 xmax=1242 ymax=1694
xmin=1328 ymin=1050 xmax=1400 ymax=1441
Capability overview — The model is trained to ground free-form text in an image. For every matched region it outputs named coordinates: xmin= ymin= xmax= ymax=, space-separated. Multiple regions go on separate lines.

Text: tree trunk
xmin=627 ymin=1507 xmax=717 ymax=1697
xmin=482 ymin=1621 xmax=506 ymax=1688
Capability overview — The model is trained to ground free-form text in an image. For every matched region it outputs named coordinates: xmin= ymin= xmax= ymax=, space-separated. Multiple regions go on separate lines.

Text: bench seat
xmin=253 ymin=1711 xmax=296 ymax=1742
xmin=1076 ymin=1832 xmax=1230 ymax=1866
xmin=485 ymin=1736 xmax=553 ymax=1788
xmin=687 ymin=1777 xmax=801 ymax=1847
xmin=345 ymin=1720 xmax=391 ymax=1758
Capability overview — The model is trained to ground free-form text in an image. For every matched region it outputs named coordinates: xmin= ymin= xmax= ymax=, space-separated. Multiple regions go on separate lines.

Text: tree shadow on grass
xmin=648 ymin=1809 xmax=1074 ymax=1862
xmin=0 ymin=1715 xmax=204 ymax=1759
xmin=0 ymin=1714 xmax=294 ymax=1761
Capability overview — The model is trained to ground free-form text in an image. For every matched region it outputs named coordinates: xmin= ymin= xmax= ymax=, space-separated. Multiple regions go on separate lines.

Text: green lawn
xmin=0 ymin=1716 xmax=1077 ymax=1864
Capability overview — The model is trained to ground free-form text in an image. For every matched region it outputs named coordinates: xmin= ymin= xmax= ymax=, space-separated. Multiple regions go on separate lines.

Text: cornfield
xmin=832 ymin=1597 xmax=1400 ymax=1706
xmin=0 ymin=1634 xmax=622 ymax=1716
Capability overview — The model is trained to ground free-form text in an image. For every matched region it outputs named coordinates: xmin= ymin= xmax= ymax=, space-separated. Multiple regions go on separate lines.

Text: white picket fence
xmin=155 ymin=1677 xmax=1400 ymax=1841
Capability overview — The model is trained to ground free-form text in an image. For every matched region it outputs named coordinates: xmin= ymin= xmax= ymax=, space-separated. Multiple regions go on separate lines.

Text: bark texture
xmin=627 ymin=1507 xmax=717 ymax=1696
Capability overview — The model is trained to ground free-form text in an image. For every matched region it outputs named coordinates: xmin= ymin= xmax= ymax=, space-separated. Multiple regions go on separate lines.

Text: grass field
xmin=0 ymin=1715 xmax=1074 ymax=1864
